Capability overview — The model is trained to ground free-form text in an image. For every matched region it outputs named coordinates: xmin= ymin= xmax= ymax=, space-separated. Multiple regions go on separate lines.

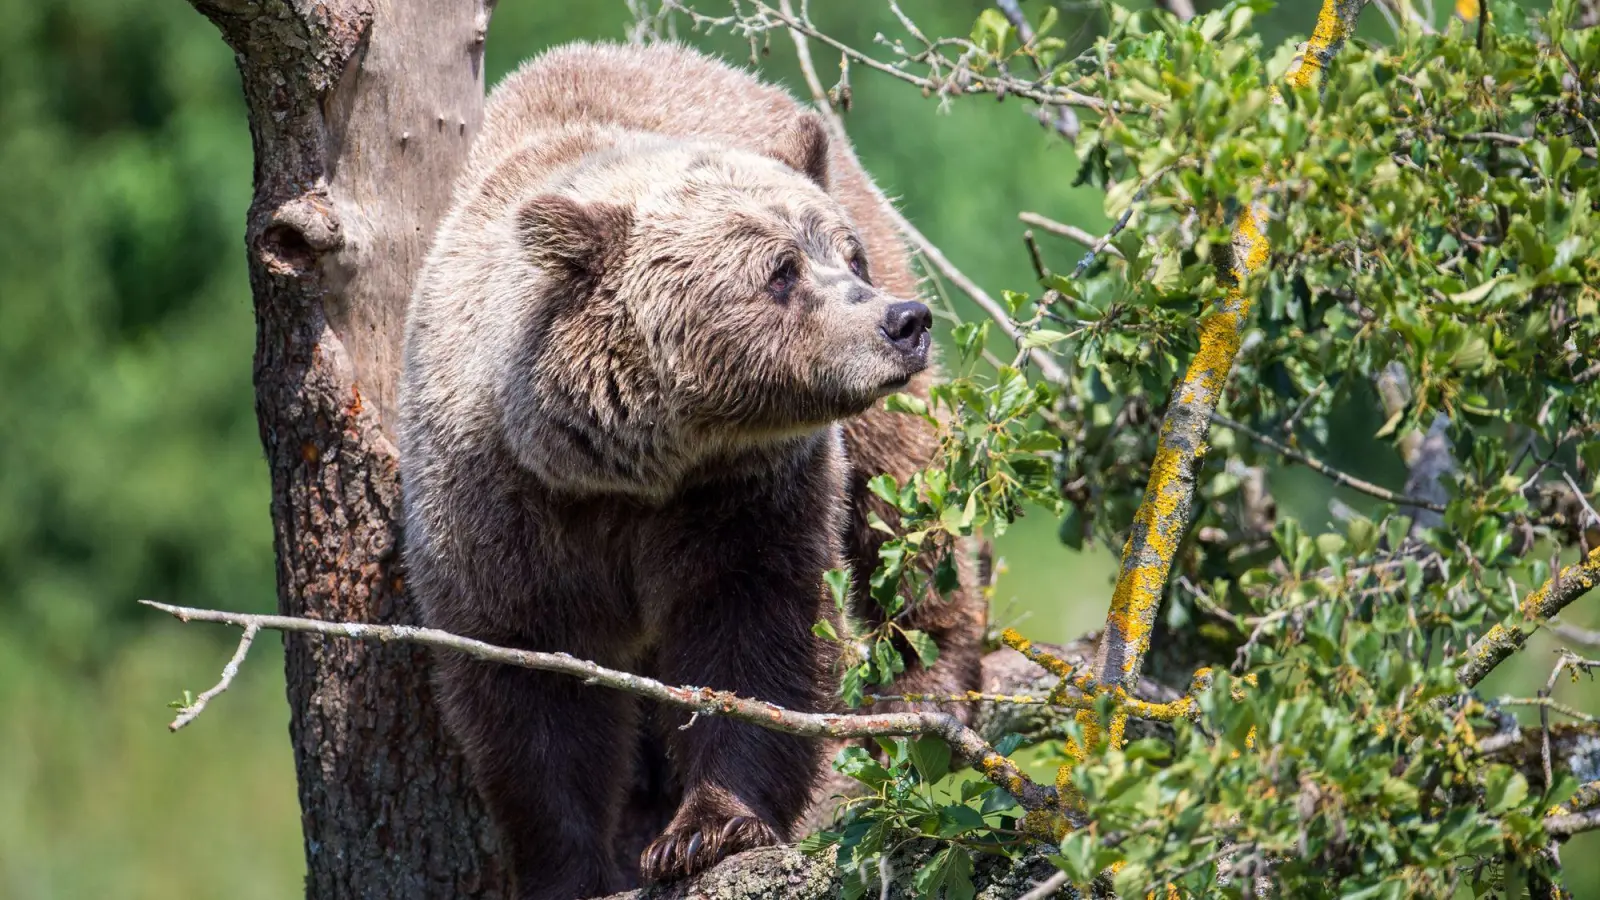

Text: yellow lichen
xmin=1285 ymin=0 xmax=1359 ymax=92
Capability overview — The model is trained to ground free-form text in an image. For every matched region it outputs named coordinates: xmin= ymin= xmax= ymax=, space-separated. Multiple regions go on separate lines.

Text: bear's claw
xmin=640 ymin=814 xmax=778 ymax=882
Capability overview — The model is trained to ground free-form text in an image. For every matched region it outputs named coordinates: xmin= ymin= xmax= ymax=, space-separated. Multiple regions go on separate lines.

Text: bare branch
xmin=142 ymin=600 xmax=1059 ymax=814
xmin=664 ymin=0 xmax=1112 ymax=113
xmin=1019 ymin=212 xmax=1126 ymax=260
xmin=1209 ymin=412 xmax=1445 ymax=511
xmin=994 ymin=0 xmax=1080 ymax=139
xmin=1155 ymin=0 xmax=1198 ymax=21
xmin=168 ymin=624 xmax=260 ymax=732
xmin=1016 ymin=870 xmax=1072 ymax=900
xmin=1550 ymin=619 xmax=1600 ymax=647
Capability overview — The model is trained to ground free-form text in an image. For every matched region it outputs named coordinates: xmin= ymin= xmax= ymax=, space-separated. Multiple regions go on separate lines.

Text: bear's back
xmin=470 ymin=42 xmax=801 ymax=182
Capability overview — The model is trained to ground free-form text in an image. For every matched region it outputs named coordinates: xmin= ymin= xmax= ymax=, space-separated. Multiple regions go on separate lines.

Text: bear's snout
xmin=880 ymin=300 xmax=933 ymax=369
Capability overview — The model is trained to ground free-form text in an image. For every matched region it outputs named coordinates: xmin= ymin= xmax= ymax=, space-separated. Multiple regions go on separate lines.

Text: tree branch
xmin=142 ymin=600 xmax=1059 ymax=814
xmin=1457 ymin=546 xmax=1600 ymax=687
xmin=168 ymin=624 xmax=260 ymax=732
xmin=1155 ymin=0 xmax=1198 ymax=21
xmin=1545 ymin=808 xmax=1600 ymax=839
xmin=1018 ymin=212 xmax=1126 ymax=260
xmin=663 ymin=0 xmax=1112 ymax=114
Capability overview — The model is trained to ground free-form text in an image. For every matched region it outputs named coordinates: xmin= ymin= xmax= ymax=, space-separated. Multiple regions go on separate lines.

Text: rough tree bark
xmin=186 ymin=1 xmax=508 ymax=897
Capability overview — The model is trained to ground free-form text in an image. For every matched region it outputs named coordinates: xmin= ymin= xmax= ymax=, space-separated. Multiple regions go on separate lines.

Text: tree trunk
xmin=185 ymin=1 xmax=507 ymax=896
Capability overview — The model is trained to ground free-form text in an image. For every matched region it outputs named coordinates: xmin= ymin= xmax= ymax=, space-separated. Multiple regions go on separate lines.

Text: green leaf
xmin=936 ymin=805 xmax=986 ymax=838
xmin=1484 ymin=765 xmax=1529 ymax=815
xmin=823 ymin=568 xmax=851 ymax=610
xmin=812 ymin=618 xmax=839 ymax=641
xmin=970 ymin=8 xmax=1011 ymax=57
xmin=908 ymin=735 xmax=951 ymax=783
xmin=796 ymin=830 xmax=841 ymax=855
xmin=904 ymin=628 xmax=941 ymax=668
xmin=1021 ymin=329 xmax=1069 ymax=349
xmin=884 ymin=391 xmax=930 ymax=418
xmin=913 ymin=846 xmax=974 ymax=900
xmin=841 ymin=664 xmax=867 ymax=708
xmin=833 ymin=746 xmax=891 ymax=789
xmin=867 ymin=474 xmax=902 ymax=507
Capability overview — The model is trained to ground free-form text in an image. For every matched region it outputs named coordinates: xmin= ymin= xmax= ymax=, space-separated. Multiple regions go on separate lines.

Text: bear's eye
xmin=768 ymin=258 xmax=799 ymax=301
xmin=847 ymin=251 xmax=869 ymax=283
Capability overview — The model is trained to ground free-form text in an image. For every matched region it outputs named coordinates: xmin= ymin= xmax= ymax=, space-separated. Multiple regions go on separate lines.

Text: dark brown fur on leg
xmin=633 ymin=447 xmax=839 ymax=882
xmin=436 ymin=657 xmax=636 ymax=900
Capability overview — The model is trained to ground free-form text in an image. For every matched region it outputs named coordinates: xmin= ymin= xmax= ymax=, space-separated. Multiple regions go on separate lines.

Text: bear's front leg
xmin=435 ymin=655 xmax=640 ymax=900
xmin=635 ymin=499 xmax=838 ymax=882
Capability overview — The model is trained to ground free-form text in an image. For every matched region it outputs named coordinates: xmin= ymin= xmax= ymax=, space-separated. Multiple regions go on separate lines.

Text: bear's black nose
xmin=881 ymin=300 xmax=932 ymax=357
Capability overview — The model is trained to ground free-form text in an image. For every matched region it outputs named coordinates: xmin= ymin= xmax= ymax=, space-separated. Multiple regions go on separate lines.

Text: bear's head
xmin=502 ymin=114 xmax=931 ymax=495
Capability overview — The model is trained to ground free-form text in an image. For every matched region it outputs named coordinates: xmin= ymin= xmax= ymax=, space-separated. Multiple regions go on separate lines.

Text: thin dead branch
xmin=142 ymin=600 xmax=1060 ymax=813
xmin=168 ymin=624 xmax=260 ymax=732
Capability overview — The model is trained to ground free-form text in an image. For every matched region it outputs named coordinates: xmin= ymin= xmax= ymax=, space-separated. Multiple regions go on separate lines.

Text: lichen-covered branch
xmin=1087 ymin=0 xmax=1369 ymax=714
xmin=1457 ymin=546 xmax=1600 ymax=688
xmin=1545 ymin=808 xmax=1600 ymax=839
xmin=142 ymin=600 xmax=1058 ymax=814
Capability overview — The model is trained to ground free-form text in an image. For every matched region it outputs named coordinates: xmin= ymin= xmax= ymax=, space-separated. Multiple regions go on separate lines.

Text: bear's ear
xmin=764 ymin=112 xmax=831 ymax=190
xmin=517 ymin=193 xmax=633 ymax=280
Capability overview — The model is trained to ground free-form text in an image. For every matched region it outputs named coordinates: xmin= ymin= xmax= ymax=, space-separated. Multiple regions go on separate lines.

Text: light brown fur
xmin=400 ymin=42 xmax=986 ymax=900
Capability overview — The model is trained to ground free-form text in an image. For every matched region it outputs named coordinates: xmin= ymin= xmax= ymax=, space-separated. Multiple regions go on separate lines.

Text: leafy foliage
xmin=794 ymin=0 xmax=1600 ymax=895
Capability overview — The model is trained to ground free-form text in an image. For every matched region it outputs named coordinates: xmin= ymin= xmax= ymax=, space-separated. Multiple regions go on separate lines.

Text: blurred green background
xmin=2 ymin=0 xmax=1592 ymax=896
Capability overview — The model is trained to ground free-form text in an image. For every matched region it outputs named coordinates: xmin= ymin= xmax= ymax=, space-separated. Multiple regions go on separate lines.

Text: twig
xmin=995 ymin=0 xmax=1080 ymax=139
xmin=1018 ymin=212 xmax=1126 ymax=260
xmin=1023 ymin=230 xmax=1050 ymax=282
xmin=1209 ymin=412 xmax=1445 ymax=511
xmin=142 ymin=600 xmax=1059 ymax=812
xmin=1065 ymin=161 xmax=1196 ymax=283
xmin=1540 ymin=652 xmax=1594 ymax=786
xmin=1550 ymin=619 xmax=1600 ymax=647
xmin=1560 ymin=467 xmax=1600 ymax=532
xmin=168 ymin=624 xmax=260 ymax=732
xmin=867 ymin=691 xmax=1049 ymax=706
xmin=779 ymin=0 xmax=1069 ymax=388
xmin=1017 ymin=869 xmax=1072 ymax=900
xmin=1155 ymin=0 xmax=1197 ymax=20
xmin=665 ymin=0 xmax=1112 ymax=113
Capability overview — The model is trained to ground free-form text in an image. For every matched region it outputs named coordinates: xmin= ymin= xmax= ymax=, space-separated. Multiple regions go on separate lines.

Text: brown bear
xmin=399 ymin=41 xmax=987 ymax=900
